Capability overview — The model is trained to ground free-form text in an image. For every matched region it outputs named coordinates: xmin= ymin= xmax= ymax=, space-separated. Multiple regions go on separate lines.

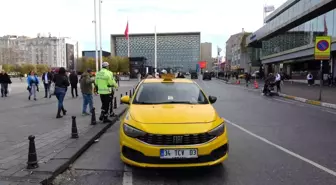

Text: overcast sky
xmin=0 ymin=0 xmax=286 ymax=57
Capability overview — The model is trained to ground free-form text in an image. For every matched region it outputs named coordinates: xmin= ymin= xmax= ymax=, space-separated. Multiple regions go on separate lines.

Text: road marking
xmin=273 ymin=98 xmax=296 ymax=104
xmin=225 ymin=119 xmax=336 ymax=177
xmin=322 ymin=109 xmax=336 ymax=115
xmin=122 ymin=164 xmax=133 ymax=185
xmin=274 ymin=98 xmax=336 ymax=114
xmin=197 ymin=79 xmax=210 ymax=89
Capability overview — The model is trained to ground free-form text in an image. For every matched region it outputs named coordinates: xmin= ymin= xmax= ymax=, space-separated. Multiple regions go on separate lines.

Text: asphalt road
xmin=54 ymin=78 xmax=336 ymax=185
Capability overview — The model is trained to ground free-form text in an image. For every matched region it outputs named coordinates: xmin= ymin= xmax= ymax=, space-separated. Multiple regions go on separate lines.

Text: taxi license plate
xmin=160 ymin=149 xmax=198 ymax=159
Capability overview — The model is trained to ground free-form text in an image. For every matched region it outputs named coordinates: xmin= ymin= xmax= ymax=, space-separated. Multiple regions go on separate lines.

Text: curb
xmin=278 ymin=93 xmax=336 ymax=110
xmin=30 ymin=106 xmax=127 ymax=185
xmin=215 ymin=78 xmax=336 ymax=110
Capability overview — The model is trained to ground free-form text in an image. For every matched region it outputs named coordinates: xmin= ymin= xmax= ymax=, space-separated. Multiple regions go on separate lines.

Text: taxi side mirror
xmin=208 ymin=96 xmax=217 ymax=104
xmin=121 ymin=96 xmax=130 ymax=104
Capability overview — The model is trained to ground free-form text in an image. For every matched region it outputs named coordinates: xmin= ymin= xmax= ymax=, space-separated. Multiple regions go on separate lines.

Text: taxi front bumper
xmin=120 ymin=131 xmax=229 ymax=168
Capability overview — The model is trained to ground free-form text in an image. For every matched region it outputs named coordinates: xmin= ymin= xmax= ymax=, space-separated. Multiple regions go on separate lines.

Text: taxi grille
xmin=137 ymin=133 xmax=216 ymax=145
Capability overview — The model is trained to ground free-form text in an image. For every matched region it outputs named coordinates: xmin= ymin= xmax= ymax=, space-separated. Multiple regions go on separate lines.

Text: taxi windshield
xmin=133 ymin=82 xmax=209 ymax=104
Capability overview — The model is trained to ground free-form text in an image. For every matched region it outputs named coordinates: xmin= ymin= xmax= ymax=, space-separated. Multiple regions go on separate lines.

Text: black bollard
xmin=120 ymin=93 xmax=123 ymax=104
xmin=91 ymin=107 xmax=97 ymax=125
xmin=71 ymin=116 xmax=79 ymax=138
xmin=114 ymin=96 xmax=117 ymax=109
xmin=129 ymin=90 xmax=132 ymax=97
xmin=27 ymin=135 xmax=39 ymax=169
xmin=126 ymin=92 xmax=128 ymax=96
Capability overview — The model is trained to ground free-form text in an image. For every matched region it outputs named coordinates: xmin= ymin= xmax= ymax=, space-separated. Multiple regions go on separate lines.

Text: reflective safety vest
xmin=95 ymin=68 xmax=118 ymax=94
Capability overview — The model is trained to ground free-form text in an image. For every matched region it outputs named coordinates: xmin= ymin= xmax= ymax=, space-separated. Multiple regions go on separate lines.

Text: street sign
xmin=314 ymin=36 xmax=331 ymax=60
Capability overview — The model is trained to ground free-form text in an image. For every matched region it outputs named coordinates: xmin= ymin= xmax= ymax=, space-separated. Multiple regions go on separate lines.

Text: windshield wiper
xmin=135 ymin=102 xmax=161 ymax=104
xmin=160 ymin=101 xmax=195 ymax=104
xmin=135 ymin=101 xmax=197 ymax=104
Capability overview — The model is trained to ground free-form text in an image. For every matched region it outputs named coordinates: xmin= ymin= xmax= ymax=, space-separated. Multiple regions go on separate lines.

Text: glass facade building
xmin=247 ymin=0 xmax=336 ymax=79
xmin=262 ymin=0 xmax=330 ymax=37
xmin=111 ymin=33 xmax=201 ymax=72
xmin=262 ymin=8 xmax=336 ymax=57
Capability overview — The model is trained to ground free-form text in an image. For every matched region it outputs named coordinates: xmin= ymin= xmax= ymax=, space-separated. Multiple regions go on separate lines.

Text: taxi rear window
xmin=133 ymin=83 xmax=209 ymax=104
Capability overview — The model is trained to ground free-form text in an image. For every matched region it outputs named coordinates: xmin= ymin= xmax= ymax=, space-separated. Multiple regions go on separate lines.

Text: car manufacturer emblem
xmin=173 ymin=136 xmax=183 ymax=144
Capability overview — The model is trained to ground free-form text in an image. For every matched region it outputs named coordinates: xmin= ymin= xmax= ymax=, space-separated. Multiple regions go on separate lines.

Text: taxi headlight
xmin=208 ymin=123 xmax=225 ymax=136
xmin=123 ymin=124 xmax=146 ymax=138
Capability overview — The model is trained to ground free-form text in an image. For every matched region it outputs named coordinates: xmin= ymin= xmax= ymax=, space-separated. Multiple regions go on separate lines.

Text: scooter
xmin=262 ymin=82 xmax=276 ymax=96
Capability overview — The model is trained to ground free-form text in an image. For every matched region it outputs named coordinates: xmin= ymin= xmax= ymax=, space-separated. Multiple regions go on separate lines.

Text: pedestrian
xmin=275 ymin=72 xmax=281 ymax=92
xmin=69 ymin=70 xmax=78 ymax=98
xmin=137 ymin=72 xmax=141 ymax=82
xmin=42 ymin=69 xmax=53 ymax=98
xmin=0 ymin=70 xmax=12 ymax=97
xmin=27 ymin=71 xmax=39 ymax=101
xmin=245 ymin=72 xmax=250 ymax=87
xmin=307 ymin=72 xmax=313 ymax=86
xmin=115 ymin=74 xmax=120 ymax=86
xmin=53 ymin=67 xmax=70 ymax=118
xmin=95 ymin=62 xmax=118 ymax=123
xmin=327 ymin=73 xmax=332 ymax=87
xmin=80 ymin=70 xmax=94 ymax=116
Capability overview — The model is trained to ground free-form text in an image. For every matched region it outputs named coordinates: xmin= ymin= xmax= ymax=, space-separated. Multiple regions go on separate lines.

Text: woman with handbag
xmin=53 ymin=67 xmax=70 ymax=118
xmin=27 ymin=71 xmax=39 ymax=101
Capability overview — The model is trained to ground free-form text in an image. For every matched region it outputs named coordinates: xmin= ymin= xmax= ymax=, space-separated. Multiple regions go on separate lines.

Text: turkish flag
xmin=124 ymin=21 xmax=129 ymax=40
xmin=198 ymin=61 xmax=207 ymax=69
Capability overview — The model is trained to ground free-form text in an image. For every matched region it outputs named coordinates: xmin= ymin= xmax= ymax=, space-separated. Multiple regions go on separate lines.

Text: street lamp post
xmin=93 ymin=0 xmax=99 ymax=72
xmin=98 ymin=0 xmax=103 ymax=69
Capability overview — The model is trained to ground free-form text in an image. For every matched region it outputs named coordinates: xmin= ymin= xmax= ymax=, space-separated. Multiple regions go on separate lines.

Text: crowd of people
xmin=0 ymin=63 xmax=119 ymax=121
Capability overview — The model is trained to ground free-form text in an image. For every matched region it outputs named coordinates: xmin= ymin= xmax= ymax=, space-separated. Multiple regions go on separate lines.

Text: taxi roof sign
xmin=161 ymin=73 xmax=175 ymax=81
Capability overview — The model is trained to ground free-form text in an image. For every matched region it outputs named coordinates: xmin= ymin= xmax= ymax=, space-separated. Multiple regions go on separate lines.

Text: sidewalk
xmin=216 ymin=77 xmax=336 ymax=109
xmin=0 ymin=83 xmax=135 ymax=184
xmin=280 ymin=81 xmax=336 ymax=104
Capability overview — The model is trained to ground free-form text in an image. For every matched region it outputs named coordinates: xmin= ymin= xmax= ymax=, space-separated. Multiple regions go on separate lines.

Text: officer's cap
xmin=102 ymin=62 xmax=109 ymax=67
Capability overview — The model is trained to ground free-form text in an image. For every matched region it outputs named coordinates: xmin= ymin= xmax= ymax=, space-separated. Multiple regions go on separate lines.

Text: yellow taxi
xmin=119 ymin=74 xmax=228 ymax=168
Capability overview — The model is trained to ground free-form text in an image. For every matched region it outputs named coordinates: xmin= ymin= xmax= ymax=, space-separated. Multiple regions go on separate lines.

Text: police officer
xmin=95 ymin=62 xmax=118 ymax=123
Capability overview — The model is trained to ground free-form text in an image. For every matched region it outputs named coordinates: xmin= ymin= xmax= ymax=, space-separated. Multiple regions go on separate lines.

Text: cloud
xmin=0 ymin=0 xmax=287 ymax=57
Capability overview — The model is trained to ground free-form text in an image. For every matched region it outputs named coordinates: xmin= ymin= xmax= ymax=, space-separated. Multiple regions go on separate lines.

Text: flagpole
xmin=127 ymin=18 xmax=130 ymax=57
xmin=93 ymin=0 xmax=99 ymax=72
xmin=154 ymin=25 xmax=157 ymax=72
xmin=217 ymin=46 xmax=220 ymax=77
xmin=98 ymin=0 xmax=103 ymax=69
xmin=263 ymin=4 xmax=266 ymax=25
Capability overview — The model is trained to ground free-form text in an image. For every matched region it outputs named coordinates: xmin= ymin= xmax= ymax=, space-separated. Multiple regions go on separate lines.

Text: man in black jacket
xmin=0 ymin=70 xmax=12 ymax=97
xmin=42 ymin=69 xmax=53 ymax=98
xmin=69 ymin=70 xmax=79 ymax=98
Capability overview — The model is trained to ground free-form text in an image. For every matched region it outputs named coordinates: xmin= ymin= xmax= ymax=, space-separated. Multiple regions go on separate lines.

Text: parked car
xmin=203 ymin=72 xmax=212 ymax=80
xmin=190 ymin=72 xmax=198 ymax=79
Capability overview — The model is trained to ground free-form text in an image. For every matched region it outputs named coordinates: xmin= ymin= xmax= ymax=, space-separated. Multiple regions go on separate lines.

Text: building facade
xmin=200 ymin=42 xmax=212 ymax=71
xmin=226 ymin=29 xmax=252 ymax=73
xmin=82 ymin=50 xmax=111 ymax=58
xmin=247 ymin=0 xmax=336 ymax=80
xmin=111 ymin=32 xmax=201 ymax=72
xmin=0 ymin=34 xmax=79 ymax=69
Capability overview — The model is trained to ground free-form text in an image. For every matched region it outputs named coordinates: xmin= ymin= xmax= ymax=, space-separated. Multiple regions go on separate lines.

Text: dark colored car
xmin=203 ymin=72 xmax=212 ymax=80
xmin=190 ymin=72 xmax=198 ymax=79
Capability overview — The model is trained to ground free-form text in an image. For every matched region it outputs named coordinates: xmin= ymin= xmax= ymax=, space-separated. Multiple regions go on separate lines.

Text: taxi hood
xmin=129 ymin=104 xmax=217 ymax=123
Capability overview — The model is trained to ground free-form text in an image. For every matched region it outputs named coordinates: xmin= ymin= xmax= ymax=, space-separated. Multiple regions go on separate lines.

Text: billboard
xmin=198 ymin=61 xmax=207 ymax=69
xmin=66 ymin=44 xmax=75 ymax=70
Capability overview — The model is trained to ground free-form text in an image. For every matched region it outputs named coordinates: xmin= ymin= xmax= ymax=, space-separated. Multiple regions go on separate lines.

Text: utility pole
xmin=98 ymin=0 xmax=103 ymax=69
xmin=93 ymin=0 xmax=99 ymax=72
